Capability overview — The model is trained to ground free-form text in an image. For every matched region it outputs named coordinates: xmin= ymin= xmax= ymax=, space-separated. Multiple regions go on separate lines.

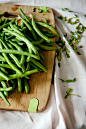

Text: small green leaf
xmin=66 ymin=49 xmax=70 ymax=53
xmin=66 ymin=88 xmax=71 ymax=94
xmin=44 ymin=18 xmax=48 ymax=23
xmin=84 ymin=14 xmax=86 ymax=17
xmin=64 ymin=33 xmax=67 ymax=37
xmin=68 ymin=10 xmax=72 ymax=12
xmin=58 ymin=15 xmax=63 ymax=20
xmin=77 ymin=52 xmax=81 ymax=55
xmin=79 ymin=45 xmax=83 ymax=48
xmin=58 ymin=78 xmax=65 ymax=82
xmin=65 ymin=94 xmax=69 ymax=99
xmin=74 ymin=14 xmax=78 ymax=17
xmin=32 ymin=8 xmax=36 ymax=12
xmin=62 ymin=8 xmax=64 ymax=11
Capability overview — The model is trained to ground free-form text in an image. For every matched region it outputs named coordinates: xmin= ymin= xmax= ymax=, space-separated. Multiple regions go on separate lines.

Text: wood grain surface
xmin=0 ymin=3 xmax=55 ymax=112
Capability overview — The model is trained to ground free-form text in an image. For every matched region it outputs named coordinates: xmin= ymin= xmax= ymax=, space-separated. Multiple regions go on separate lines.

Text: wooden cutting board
xmin=0 ymin=3 xmax=55 ymax=112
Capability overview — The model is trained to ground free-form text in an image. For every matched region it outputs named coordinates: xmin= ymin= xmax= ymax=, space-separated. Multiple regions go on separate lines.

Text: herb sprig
xmin=65 ymin=88 xmax=79 ymax=99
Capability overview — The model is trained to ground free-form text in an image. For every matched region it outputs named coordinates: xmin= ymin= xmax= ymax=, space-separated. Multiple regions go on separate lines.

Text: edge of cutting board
xmin=0 ymin=3 xmax=55 ymax=112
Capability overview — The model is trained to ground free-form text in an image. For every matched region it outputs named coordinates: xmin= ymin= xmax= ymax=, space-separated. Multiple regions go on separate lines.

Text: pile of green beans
xmin=0 ymin=8 xmax=58 ymax=106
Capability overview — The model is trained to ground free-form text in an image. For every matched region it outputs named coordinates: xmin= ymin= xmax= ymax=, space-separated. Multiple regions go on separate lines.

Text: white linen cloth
xmin=0 ymin=0 xmax=86 ymax=129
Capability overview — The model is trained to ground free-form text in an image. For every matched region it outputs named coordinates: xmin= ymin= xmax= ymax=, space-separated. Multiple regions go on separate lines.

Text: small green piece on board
xmin=28 ymin=98 xmax=39 ymax=113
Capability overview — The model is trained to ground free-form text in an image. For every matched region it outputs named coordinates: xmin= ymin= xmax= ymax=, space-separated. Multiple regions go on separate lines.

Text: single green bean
xmin=31 ymin=39 xmax=44 ymax=45
xmin=32 ymin=17 xmax=51 ymax=43
xmin=23 ymin=78 xmax=29 ymax=94
xmin=38 ymin=51 xmax=44 ymax=60
xmin=40 ymin=30 xmax=52 ymax=34
xmin=21 ymin=20 xmax=24 ymax=28
xmin=17 ymin=78 xmax=22 ymax=93
xmin=8 ymin=80 xmax=16 ymax=95
xmin=1 ymin=81 xmax=8 ymax=97
xmin=0 ymin=87 xmax=12 ymax=91
xmin=44 ymin=34 xmax=56 ymax=38
xmin=0 ymin=69 xmax=38 ymax=81
xmin=0 ymin=55 xmax=6 ymax=62
xmin=30 ymin=58 xmax=47 ymax=72
xmin=0 ymin=67 xmax=8 ymax=75
xmin=0 ymin=71 xmax=9 ymax=81
xmin=0 ymin=91 xmax=11 ymax=106
xmin=19 ymin=8 xmax=31 ymax=25
xmin=36 ymin=22 xmax=58 ymax=37
xmin=29 ymin=61 xmax=43 ymax=71
xmin=25 ymin=62 xmax=30 ymax=72
xmin=3 ymin=18 xmax=9 ymax=25
xmin=15 ymin=19 xmax=18 ymax=26
xmin=0 ymin=19 xmax=2 ymax=25
xmin=0 ymin=49 xmax=40 ymax=60
xmin=38 ymin=44 xmax=57 ymax=50
xmin=0 ymin=64 xmax=12 ymax=69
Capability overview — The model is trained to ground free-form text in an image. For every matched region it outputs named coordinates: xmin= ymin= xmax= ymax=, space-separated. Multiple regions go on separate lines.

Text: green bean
xmin=0 ymin=19 xmax=15 ymax=30
xmin=5 ymin=35 xmax=15 ymax=41
xmin=36 ymin=22 xmax=58 ymax=37
xmin=18 ymin=15 xmax=38 ymax=41
xmin=32 ymin=17 xmax=51 ymax=43
xmin=0 ymin=87 xmax=12 ymax=91
xmin=9 ymin=41 xmax=25 ymax=65
xmin=0 ymin=71 xmax=9 ymax=81
xmin=0 ymin=67 xmax=8 ymax=75
xmin=44 ymin=42 xmax=55 ymax=46
xmin=3 ymin=18 xmax=9 ymax=25
xmin=17 ymin=78 xmax=22 ymax=93
xmin=0 ymin=39 xmax=22 ymax=69
xmin=0 ymin=64 xmax=12 ymax=69
xmin=3 ymin=28 xmax=38 ymax=55
xmin=38 ymin=51 xmax=44 ymax=61
xmin=10 ymin=23 xmax=25 ymax=37
xmin=44 ymin=34 xmax=56 ymax=38
xmin=1 ymin=81 xmax=8 ymax=97
xmin=21 ymin=20 xmax=24 ymax=28
xmin=0 ymin=42 xmax=22 ymax=74
xmin=38 ymin=44 xmax=57 ymax=50
xmin=31 ymin=39 xmax=44 ymax=45
xmin=2 ymin=18 xmax=5 ymax=23
xmin=29 ymin=62 xmax=43 ymax=71
xmin=23 ymin=31 xmax=34 ymax=41
xmin=40 ymin=30 xmax=52 ymax=34
xmin=23 ymin=78 xmax=29 ymax=94
xmin=11 ymin=38 xmax=24 ymax=46
xmin=0 ymin=49 xmax=40 ymax=60
xmin=25 ymin=62 xmax=30 ymax=71
xmin=8 ymin=80 xmax=16 ymax=95
xmin=7 ymin=43 xmax=14 ymax=49
xmin=0 ymin=55 xmax=6 ymax=62
xmin=19 ymin=8 xmax=31 ymax=25
xmin=0 ymin=91 xmax=11 ymax=106
xmin=0 ymin=19 xmax=2 ymax=25
xmin=0 ymin=69 xmax=38 ymax=81
xmin=15 ymin=19 xmax=18 ymax=26
xmin=30 ymin=58 xmax=47 ymax=72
